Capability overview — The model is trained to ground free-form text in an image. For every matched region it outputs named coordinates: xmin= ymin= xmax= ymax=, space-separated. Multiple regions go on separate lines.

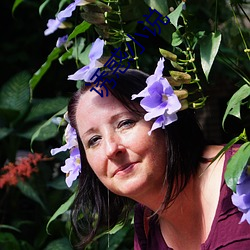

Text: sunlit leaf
xmin=17 ymin=181 xmax=47 ymax=211
xmin=200 ymin=31 xmax=221 ymax=80
xmin=67 ymin=21 xmax=91 ymax=42
xmin=144 ymin=0 xmax=168 ymax=16
xmin=225 ymin=142 xmax=250 ymax=192
xmin=46 ymin=193 xmax=75 ymax=234
xmin=12 ymin=0 xmax=23 ymax=13
xmin=171 ymin=30 xmax=182 ymax=46
xmin=222 ymin=84 xmax=250 ymax=128
xmin=168 ymin=2 xmax=185 ymax=29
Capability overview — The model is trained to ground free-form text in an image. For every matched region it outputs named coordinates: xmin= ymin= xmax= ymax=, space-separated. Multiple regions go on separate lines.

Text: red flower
xmin=0 ymin=153 xmax=43 ymax=189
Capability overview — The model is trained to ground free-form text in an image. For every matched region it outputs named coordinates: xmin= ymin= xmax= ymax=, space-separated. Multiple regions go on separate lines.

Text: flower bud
xmin=159 ymin=48 xmax=177 ymax=62
xmin=174 ymin=89 xmax=188 ymax=100
xmin=179 ymin=99 xmax=189 ymax=111
xmin=165 ymin=77 xmax=182 ymax=87
xmin=169 ymin=71 xmax=191 ymax=84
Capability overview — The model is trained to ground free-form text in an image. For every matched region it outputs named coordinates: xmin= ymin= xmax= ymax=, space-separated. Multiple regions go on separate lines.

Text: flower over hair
xmin=68 ymin=38 xmax=104 ymax=82
xmin=232 ymin=166 xmax=250 ymax=224
xmin=132 ymin=57 xmax=181 ymax=135
xmin=50 ymin=118 xmax=81 ymax=188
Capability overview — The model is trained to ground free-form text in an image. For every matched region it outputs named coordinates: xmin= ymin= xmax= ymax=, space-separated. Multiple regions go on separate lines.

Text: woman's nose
xmin=105 ymin=134 xmax=125 ymax=159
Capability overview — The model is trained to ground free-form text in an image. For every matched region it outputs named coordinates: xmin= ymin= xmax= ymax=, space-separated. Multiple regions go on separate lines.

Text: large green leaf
xmin=0 ymin=127 xmax=13 ymax=140
xmin=225 ymin=142 xmax=250 ymax=192
xmin=67 ymin=21 xmax=91 ymax=42
xmin=46 ymin=193 xmax=75 ymax=233
xmin=25 ymin=97 xmax=68 ymax=122
xmin=222 ymin=84 xmax=250 ymax=128
xmin=30 ymin=106 xmax=67 ymax=147
xmin=44 ymin=238 xmax=73 ymax=250
xmin=168 ymin=2 xmax=185 ymax=29
xmin=17 ymin=181 xmax=47 ymax=211
xmin=18 ymin=122 xmax=58 ymax=141
xmin=29 ymin=47 xmax=62 ymax=92
xmin=0 ymin=71 xmax=30 ymax=112
xmin=144 ymin=0 xmax=168 ymax=16
xmin=200 ymin=31 xmax=222 ymax=80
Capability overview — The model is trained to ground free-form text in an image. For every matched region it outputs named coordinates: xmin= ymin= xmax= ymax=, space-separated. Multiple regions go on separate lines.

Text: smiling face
xmin=75 ymin=90 xmax=167 ymax=203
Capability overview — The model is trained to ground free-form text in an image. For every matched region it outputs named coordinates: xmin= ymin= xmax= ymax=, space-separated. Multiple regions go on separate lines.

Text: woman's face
xmin=75 ymin=90 xmax=167 ymax=202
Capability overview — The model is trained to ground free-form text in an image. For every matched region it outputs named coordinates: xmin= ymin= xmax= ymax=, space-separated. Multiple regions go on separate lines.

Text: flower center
xmin=162 ymin=94 xmax=168 ymax=102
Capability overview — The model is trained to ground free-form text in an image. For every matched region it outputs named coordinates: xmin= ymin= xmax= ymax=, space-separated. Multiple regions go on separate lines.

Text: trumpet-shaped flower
xmin=44 ymin=0 xmax=95 ymax=36
xmin=50 ymin=124 xmax=78 ymax=156
xmin=132 ymin=57 xmax=181 ymax=135
xmin=68 ymin=38 xmax=104 ymax=82
xmin=50 ymin=122 xmax=81 ymax=187
xmin=61 ymin=147 xmax=81 ymax=187
xmin=232 ymin=167 xmax=250 ymax=224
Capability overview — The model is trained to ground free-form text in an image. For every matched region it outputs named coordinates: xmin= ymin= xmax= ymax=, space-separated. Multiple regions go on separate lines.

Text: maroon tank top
xmin=134 ymin=146 xmax=250 ymax=249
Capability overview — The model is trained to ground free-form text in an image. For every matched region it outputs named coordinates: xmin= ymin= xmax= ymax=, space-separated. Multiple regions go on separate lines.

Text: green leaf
xmin=0 ymin=127 xmax=13 ymax=140
xmin=78 ymin=43 xmax=92 ymax=66
xmin=67 ymin=21 xmax=91 ymax=42
xmin=44 ymin=238 xmax=73 ymax=250
xmin=25 ymin=97 xmax=68 ymax=122
xmin=168 ymin=2 xmax=185 ymax=29
xmin=59 ymin=48 xmax=73 ymax=65
xmin=200 ymin=31 xmax=221 ymax=80
xmin=46 ymin=193 xmax=75 ymax=233
xmin=12 ymin=0 xmax=23 ymax=13
xmin=0 ymin=232 xmax=20 ymax=250
xmin=225 ymin=142 xmax=250 ymax=192
xmin=29 ymin=47 xmax=62 ymax=92
xmin=0 ymin=224 xmax=21 ymax=233
xmin=39 ymin=0 xmax=50 ymax=15
xmin=30 ymin=106 xmax=67 ymax=148
xmin=17 ymin=181 xmax=47 ymax=211
xmin=144 ymin=0 xmax=168 ymax=16
xmin=171 ymin=30 xmax=183 ymax=46
xmin=222 ymin=84 xmax=250 ymax=129
xmin=18 ymin=122 xmax=58 ymax=141
xmin=0 ymin=71 xmax=30 ymax=112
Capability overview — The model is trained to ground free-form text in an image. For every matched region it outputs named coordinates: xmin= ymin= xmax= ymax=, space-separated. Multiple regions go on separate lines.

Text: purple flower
xmin=44 ymin=0 xmax=94 ymax=36
xmin=50 ymin=124 xmax=78 ymax=155
xmin=132 ymin=57 xmax=181 ymax=135
xmin=56 ymin=35 xmax=69 ymax=48
xmin=68 ymin=38 xmax=104 ymax=82
xmin=232 ymin=167 xmax=250 ymax=224
xmin=61 ymin=147 xmax=81 ymax=187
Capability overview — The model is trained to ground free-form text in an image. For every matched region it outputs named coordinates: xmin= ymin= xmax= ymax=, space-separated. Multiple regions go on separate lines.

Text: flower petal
xmin=44 ymin=18 xmax=63 ymax=36
xmin=89 ymin=38 xmax=105 ymax=62
xmin=57 ymin=2 xmax=77 ymax=21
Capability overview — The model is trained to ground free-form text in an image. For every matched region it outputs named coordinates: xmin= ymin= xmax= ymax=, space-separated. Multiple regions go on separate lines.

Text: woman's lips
xmin=113 ymin=162 xmax=138 ymax=176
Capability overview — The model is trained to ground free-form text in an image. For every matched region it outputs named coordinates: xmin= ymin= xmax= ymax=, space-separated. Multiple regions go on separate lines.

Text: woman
xmin=64 ymin=67 xmax=250 ymax=249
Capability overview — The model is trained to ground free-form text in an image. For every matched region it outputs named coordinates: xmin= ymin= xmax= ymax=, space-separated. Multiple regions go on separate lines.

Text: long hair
xmin=67 ymin=69 xmax=206 ymax=248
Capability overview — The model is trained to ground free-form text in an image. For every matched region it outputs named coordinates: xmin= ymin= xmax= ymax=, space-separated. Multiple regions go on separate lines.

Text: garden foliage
xmin=0 ymin=0 xmax=249 ymax=249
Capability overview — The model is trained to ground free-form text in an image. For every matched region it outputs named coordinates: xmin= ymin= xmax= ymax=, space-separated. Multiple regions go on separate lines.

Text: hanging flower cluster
xmin=51 ymin=117 xmax=81 ymax=188
xmin=132 ymin=57 xmax=181 ymax=135
xmin=232 ymin=166 xmax=250 ymax=224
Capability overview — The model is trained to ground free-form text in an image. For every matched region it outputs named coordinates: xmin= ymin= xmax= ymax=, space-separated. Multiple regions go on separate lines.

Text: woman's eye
xmin=88 ymin=136 xmax=101 ymax=147
xmin=118 ymin=119 xmax=136 ymax=129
